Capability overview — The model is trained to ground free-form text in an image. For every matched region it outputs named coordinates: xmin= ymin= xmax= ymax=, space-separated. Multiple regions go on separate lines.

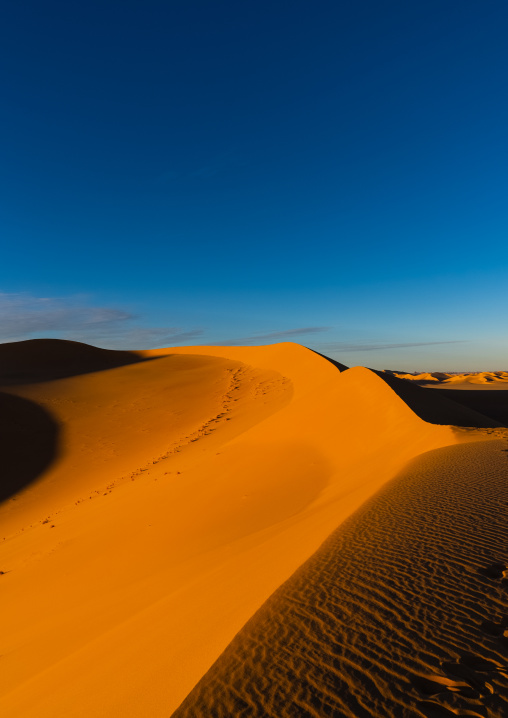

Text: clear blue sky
xmin=1 ymin=0 xmax=507 ymax=369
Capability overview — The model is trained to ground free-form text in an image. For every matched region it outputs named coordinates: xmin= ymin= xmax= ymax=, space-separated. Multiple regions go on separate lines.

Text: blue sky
xmin=1 ymin=0 xmax=507 ymax=369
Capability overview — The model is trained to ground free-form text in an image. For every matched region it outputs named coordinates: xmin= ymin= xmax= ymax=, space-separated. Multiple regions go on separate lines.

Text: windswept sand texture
xmin=0 ymin=340 xmax=507 ymax=717
xmin=174 ymin=439 xmax=508 ymax=718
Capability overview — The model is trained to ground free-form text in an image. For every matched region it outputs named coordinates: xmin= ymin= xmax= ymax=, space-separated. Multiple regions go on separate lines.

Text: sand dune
xmin=0 ymin=340 xmax=506 ymax=716
xmin=389 ymin=369 xmax=508 ymax=426
xmin=174 ymin=439 xmax=508 ymax=717
xmin=0 ymin=338 xmax=146 ymax=385
xmin=375 ymin=370 xmax=502 ymax=427
xmin=394 ymin=371 xmax=440 ymax=382
xmin=443 ymin=372 xmax=508 ymax=385
xmin=394 ymin=370 xmax=508 ymax=386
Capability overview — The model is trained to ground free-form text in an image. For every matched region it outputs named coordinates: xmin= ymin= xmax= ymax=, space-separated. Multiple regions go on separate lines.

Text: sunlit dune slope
xmin=174 ymin=437 xmax=508 ymax=718
xmin=0 ymin=341 xmax=494 ymax=717
xmin=1 ymin=349 xmax=289 ymax=535
xmin=394 ymin=370 xmax=508 ymax=385
xmin=394 ymin=371 xmax=439 ymax=381
xmin=443 ymin=371 xmax=508 ymax=385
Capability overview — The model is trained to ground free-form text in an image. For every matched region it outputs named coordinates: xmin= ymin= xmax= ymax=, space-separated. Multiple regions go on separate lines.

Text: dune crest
xmin=0 ymin=341 xmax=499 ymax=717
xmin=0 ymin=338 xmax=147 ymax=385
xmin=443 ymin=372 xmax=508 ymax=385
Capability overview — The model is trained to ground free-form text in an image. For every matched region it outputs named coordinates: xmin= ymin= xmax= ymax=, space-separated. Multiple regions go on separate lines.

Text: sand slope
xmin=0 ymin=341 xmax=502 ymax=716
xmin=0 ymin=338 xmax=146 ymax=385
xmin=174 ymin=438 xmax=508 ymax=718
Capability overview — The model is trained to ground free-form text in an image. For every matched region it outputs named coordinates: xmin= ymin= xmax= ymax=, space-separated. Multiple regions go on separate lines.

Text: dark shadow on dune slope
xmin=373 ymin=370 xmax=502 ymax=428
xmin=430 ymin=388 xmax=508 ymax=427
xmin=312 ymin=351 xmax=500 ymax=427
xmin=307 ymin=349 xmax=348 ymax=372
xmin=0 ymin=391 xmax=59 ymax=504
xmin=0 ymin=338 xmax=154 ymax=385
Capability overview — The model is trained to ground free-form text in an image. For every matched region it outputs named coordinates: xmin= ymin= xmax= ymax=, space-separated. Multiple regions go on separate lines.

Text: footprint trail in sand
xmin=1 ymin=339 xmax=508 ymax=717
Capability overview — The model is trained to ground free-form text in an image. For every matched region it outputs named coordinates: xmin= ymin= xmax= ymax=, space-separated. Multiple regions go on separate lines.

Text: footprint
xmin=412 ymin=652 xmax=501 ymax=717
xmin=480 ymin=619 xmax=505 ymax=636
xmin=416 ymin=701 xmax=486 ymax=717
xmin=478 ymin=563 xmax=506 ymax=579
xmin=441 ymin=662 xmax=493 ymax=697
xmin=458 ymin=653 xmax=506 ymax=673
xmin=413 ymin=675 xmax=458 ymax=696
xmin=412 ymin=673 xmax=479 ymax=699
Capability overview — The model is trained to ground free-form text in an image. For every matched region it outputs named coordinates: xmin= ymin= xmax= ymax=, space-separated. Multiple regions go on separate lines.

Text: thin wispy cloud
xmin=321 ymin=340 xmax=467 ymax=353
xmin=0 ymin=293 xmax=202 ymax=349
xmin=218 ymin=326 xmax=331 ymax=346
xmin=74 ymin=326 xmax=204 ymax=349
xmin=0 ymin=293 xmax=133 ymax=337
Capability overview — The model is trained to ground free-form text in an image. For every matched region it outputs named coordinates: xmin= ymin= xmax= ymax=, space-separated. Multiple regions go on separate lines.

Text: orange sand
xmin=0 ymin=340 xmax=505 ymax=716
xmin=394 ymin=371 xmax=440 ymax=381
xmin=174 ymin=439 xmax=508 ymax=717
xmin=394 ymin=370 xmax=508 ymax=385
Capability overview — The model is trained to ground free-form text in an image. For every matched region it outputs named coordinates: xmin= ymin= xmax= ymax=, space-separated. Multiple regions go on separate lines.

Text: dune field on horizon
xmin=3 ymin=2 xmax=508 ymax=715
xmin=1 ymin=339 xmax=508 ymax=717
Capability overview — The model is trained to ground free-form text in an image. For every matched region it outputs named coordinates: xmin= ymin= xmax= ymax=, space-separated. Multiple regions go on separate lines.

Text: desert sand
xmin=393 ymin=370 xmax=508 ymax=387
xmin=1 ymin=339 xmax=507 ymax=717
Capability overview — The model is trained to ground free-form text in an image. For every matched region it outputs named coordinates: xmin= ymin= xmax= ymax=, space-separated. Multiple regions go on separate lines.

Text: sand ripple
xmin=173 ymin=439 xmax=508 ymax=717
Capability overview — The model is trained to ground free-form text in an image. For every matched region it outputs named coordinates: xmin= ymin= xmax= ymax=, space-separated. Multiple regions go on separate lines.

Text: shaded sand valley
xmin=0 ymin=340 xmax=507 ymax=716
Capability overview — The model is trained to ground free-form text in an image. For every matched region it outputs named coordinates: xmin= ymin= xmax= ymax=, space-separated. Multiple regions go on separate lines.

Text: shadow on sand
xmin=427 ymin=388 xmax=508 ymax=427
xmin=0 ymin=391 xmax=59 ymax=504
xmin=314 ymin=350 xmax=503 ymax=428
xmin=0 ymin=338 xmax=160 ymax=503
xmin=308 ymin=349 xmax=349 ymax=373
xmin=373 ymin=370 xmax=504 ymax=428
xmin=0 ymin=338 xmax=155 ymax=385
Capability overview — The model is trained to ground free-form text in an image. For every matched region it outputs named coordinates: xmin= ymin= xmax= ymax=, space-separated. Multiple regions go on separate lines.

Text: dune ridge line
xmin=0 ymin=340 xmax=502 ymax=717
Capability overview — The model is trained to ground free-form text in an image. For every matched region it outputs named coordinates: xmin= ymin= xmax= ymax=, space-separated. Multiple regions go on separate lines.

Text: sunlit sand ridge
xmin=394 ymin=371 xmax=508 ymax=385
xmin=0 ymin=340 xmax=506 ymax=717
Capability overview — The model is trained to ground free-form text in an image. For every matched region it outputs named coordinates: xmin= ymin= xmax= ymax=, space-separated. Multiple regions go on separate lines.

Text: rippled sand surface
xmin=1 ymin=339 xmax=507 ymax=717
xmin=174 ymin=438 xmax=508 ymax=718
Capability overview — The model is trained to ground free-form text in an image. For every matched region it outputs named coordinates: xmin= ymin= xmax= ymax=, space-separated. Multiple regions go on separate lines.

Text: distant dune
xmin=442 ymin=371 xmax=508 ymax=385
xmin=0 ymin=340 xmax=507 ymax=717
xmin=393 ymin=369 xmax=508 ymax=386
xmin=0 ymin=338 xmax=146 ymax=384
xmin=394 ymin=371 xmax=440 ymax=381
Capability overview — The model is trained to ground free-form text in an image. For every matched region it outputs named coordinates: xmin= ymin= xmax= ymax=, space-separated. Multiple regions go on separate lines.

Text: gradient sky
xmin=1 ymin=0 xmax=507 ymax=370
